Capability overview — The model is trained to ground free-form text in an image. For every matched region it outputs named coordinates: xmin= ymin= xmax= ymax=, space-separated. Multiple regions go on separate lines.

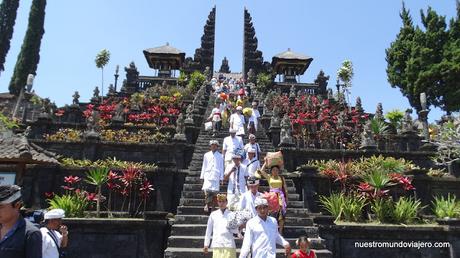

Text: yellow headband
xmin=216 ymin=193 xmax=227 ymax=201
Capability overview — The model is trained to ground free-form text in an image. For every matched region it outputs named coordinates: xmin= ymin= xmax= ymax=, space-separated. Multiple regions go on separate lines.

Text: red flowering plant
xmin=269 ymin=94 xmax=369 ymax=149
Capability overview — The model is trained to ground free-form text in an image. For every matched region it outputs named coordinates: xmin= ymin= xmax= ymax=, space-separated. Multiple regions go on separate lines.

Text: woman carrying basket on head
xmin=256 ymin=156 xmax=289 ymax=235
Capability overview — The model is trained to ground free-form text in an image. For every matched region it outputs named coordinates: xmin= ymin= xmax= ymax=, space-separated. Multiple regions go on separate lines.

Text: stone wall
xmin=63 ymin=218 xmax=169 ymax=258
xmin=30 ymin=140 xmax=194 ymax=169
xmin=319 ymin=224 xmax=459 ymax=258
xmin=0 ymin=165 xmax=187 ymax=213
xmin=294 ymin=169 xmax=460 ymax=213
xmin=281 ymin=147 xmax=435 ymax=172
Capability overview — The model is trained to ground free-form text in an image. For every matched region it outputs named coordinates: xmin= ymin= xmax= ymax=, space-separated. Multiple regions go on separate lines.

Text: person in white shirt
xmin=208 ymin=102 xmax=223 ymax=136
xmin=40 ymin=209 xmax=68 ymax=258
xmin=222 ymin=129 xmax=244 ymax=169
xmin=239 ymin=177 xmax=262 ymax=218
xmin=247 ymin=102 xmax=261 ymax=134
xmin=242 ymin=148 xmax=260 ymax=178
xmin=224 ymin=154 xmax=248 ymax=210
xmin=239 ymin=197 xmax=291 ymax=258
xmin=244 ymin=134 xmax=261 ymax=161
xmin=229 ymin=106 xmax=246 ymax=137
xmin=201 ymin=140 xmax=224 ymax=214
xmin=203 ymin=193 xmax=237 ymax=258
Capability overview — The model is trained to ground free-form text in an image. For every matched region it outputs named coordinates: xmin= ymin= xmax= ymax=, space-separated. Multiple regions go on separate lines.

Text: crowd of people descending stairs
xmin=194 ymin=77 xmax=318 ymax=258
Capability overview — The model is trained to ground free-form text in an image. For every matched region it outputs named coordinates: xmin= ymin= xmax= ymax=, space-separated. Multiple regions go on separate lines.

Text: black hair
xmin=270 ymin=165 xmax=281 ymax=172
xmin=296 ymin=235 xmax=309 ymax=245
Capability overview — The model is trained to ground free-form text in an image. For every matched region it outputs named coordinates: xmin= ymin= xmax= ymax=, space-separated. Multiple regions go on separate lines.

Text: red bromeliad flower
xmin=83 ymin=104 xmax=94 ymax=118
xmin=121 ymin=166 xmax=140 ymax=187
xmin=44 ymin=192 xmax=54 ymax=199
xmin=86 ymin=192 xmax=97 ymax=201
xmin=64 ymin=175 xmax=81 ymax=185
xmin=139 ymin=179 xmax=154 ymax=200
xmin=61 ymin=185 xmax=75 ymax=191
xmin=322 ymin=169 xmax=338 ymax=178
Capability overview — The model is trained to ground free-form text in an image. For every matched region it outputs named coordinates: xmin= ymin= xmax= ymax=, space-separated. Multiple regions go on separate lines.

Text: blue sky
xmin=0 ymin=0 xmax=456 ymax=121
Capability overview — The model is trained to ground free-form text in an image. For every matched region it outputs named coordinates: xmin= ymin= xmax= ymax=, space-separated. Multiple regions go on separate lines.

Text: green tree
xmin=0 ymin=0 xmax=20 ymax=75
xmin=8 ymin=0 xmax=46 ymax=95
xmin=95 ymin=49 xmax=110 ymax=99
xmin=386 ymin=2 xmax=460 ymax=113
xmin=85 ymin=167 xmax=109 ymax=218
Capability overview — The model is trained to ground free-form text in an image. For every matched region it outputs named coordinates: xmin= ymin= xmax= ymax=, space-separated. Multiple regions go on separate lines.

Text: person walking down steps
xmin=224 ymin=154 xmax=248 ymax=210
xmin=239 ymin=197 xmax=291 ymax=258
xmin=203 ymin=193 xmax=237 ymax=258
xmin=201 ymin=140 xmax=224 ymax=214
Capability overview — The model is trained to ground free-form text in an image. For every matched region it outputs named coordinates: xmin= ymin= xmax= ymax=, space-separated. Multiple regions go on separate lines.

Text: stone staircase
xmin=164 ymin=96 xmax=332 ymax=258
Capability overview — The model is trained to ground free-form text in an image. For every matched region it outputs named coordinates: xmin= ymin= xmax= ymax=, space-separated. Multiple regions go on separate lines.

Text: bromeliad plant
xmin=46 ymin=165 xmax=154 ymax=218
xmin=432 ymin=194 xmax=460 ymax=219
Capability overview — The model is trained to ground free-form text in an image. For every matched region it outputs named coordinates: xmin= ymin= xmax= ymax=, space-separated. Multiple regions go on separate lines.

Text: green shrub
xmin=48 ymin=193 xmax=89 ymax=218
xmin=188 ymin=71 xmax=206 ymax=93
xmin=371 ymin=198 xmax=394 ymax=223
xmin=393 ymin=197 xmax=423 ymax=224
xmin=342 ymin=194 xmax=367 ymax=222
xmin=319 ymin=193 xmax=344 ymax=220
xmin=385 ymin=109 xmax=404 ymax=130
xmin=432 ymin=194 xmax=460 ymax=219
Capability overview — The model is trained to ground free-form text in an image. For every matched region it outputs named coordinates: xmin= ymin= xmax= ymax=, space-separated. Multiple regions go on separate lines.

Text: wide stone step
xmin=174 ymin=215 xmax=313 ymax=226
xmin=182 ymin=191 xmax=300 ymax=201
xmin=182 ymin=184 xmax=296 ymax=192
xmin=176 ymin=206 xmax=310 ymax=217
xmin=164 ymin=247 xmax=333 ymax=258
xmin=167 ymin=235 xmax=326 ymax=250
xmin=179 ymin=198 xmax=305 ymax=208
xmin=170 ymin=224 xmax=319 ymax=238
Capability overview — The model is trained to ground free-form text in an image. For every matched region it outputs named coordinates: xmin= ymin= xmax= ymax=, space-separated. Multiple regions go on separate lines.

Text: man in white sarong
xmin=224 ymin=154 xmax=248 ymax=210
xmin=222 ymin=129 xmax=244 ymax=169
xmin=203 ymin=193 xmax=237 ymax=258
xmin=247 ymin=102 xmax=261 ymax=134
xmin=239 ymin=177 xmax=262 ymax=218
xmin=244 ymin=134 xmax=261 ymax=161
xmin=242 ymin=148 xmax=260 ymax=178
xmin=239 ymin=197 xmax=291 ymax=258
xmin=229 ymin=106 xmax=246 ymax=137
xmin=201 ymin=140 xmax=224 ymax=214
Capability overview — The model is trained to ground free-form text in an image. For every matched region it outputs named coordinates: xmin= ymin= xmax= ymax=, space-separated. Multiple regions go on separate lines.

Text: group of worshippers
xmin=0 ymin=185 xmax=68 ymax=258
xmin=200 ymin=137 xmax=316 ymax=257
xmin=208 ymin=75 xmax=260 ymax=137
xmin=203 ymin=191 xmax=316 ymax=258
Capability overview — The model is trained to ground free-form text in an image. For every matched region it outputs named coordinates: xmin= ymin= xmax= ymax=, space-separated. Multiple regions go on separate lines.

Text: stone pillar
xmin=269 ymin=126 xmax=281 ymax=147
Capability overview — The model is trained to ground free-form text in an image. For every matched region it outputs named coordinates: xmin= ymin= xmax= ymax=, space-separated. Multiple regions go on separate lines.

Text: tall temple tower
xmin=191 ymin=6 xmax=216 ymax=73
xmin=242 ymin=8 xmax=265 ymax=79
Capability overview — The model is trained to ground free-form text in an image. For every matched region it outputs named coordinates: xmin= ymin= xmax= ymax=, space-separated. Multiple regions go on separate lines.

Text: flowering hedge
xmin=269 ymin=95 xmax=369 ymax=149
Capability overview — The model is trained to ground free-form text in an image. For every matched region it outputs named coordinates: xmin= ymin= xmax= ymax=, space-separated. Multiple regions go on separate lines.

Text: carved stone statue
xmin=185 ymin=104 xmax=194 ymax=124
xmin=375 ymin=103 xmax=384 ymax=121
xmin=108 ymin=84 xmax=116 ymax=95
xmin=93 ymin=87 xmax=100 ymax=99
xmin=85 ymin=110 xmax=101 ymax=140
xmin=314 ymin=70 xmax=330 ymax=95
xmin=270 ymin=106 xmax=281 ymax=127
xmin=289 ymin=85 xmax=297 ymax=99
xmin=112 ymin=103 xmax=124 ymax=123
xmin=280 ymin=114 xmax=293 ymax=145
xmin=218 ymin=57 xmax=231 ymax=73
xmin=203 ymin=66 xmax=211 ymax=81
xmin=337 ymin=110 xmax=346 ymax=128
xmin=247 ymin=68 xmax=256 ymax=84
xmin=401 ymin=108 xmax=416 ymax=133
xmin=72 ymin=91 xmax=80 ymax=106
xmin=125 ymin=62 xmax=139 ymax=84
xmin=327 ymin=88 xmax=334 ymax=99
xmin=355 ymin=97 xmax=364 ymax=113
xmin=174 ymin=113 xmax=186 ymax=140
xmin=360 ymin=120 xmax=377 ymax=149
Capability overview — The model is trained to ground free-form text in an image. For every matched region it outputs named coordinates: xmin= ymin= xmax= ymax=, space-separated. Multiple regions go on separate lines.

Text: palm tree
xmin=95 ymin=49 xmax=110 ymax=101
xmin=85 ymin=167 xmax=109 ymax=217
